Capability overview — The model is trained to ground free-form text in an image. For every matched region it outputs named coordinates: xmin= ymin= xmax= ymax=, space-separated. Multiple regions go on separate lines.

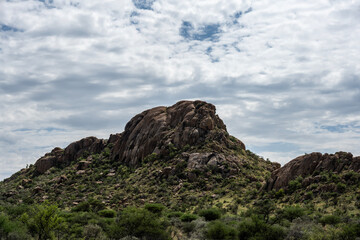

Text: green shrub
xmin=180 ymin=213 xmax=198 ymax=222
xmin=280 ymin=205 xmax=305 ymax=222
xmin=72 ymin=199 xmax=105 ymax=213
xmin=319 ymin=215 xmax=341 ymax=226
xmin=199 ymin=208 xmax=222 ymax=221
xmin=288 ymin=176 xmax=303 ymax=193
xmin=238 ymin=215 xmax=286 ymax=240
xmin=338 ymin=222 xmax=360 ymax=239
xmin=336 ymin=182 xmax=346 ymax=193
xmin=206 ymin=220 xmax=237 ymax=240
xmin=167 ymin=211 xmax=183 ymax=218
xmin=98 ymin=209 xmax=116 ymax=218
xmin=83 ymin=224 xmax=105 ymax=240
xmin=144 ymin=203 xmax=165 ymax=216
xmin=109 ymin=207 xmax=169 ymax=240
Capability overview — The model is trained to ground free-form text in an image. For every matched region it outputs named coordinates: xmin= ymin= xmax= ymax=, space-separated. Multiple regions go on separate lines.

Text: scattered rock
xmin=33 ymin=186 xmax=44 ymax=194
xmin=77 ymin=161 xmax=91 ymax=170
xmin=76 ymin=170 xmax=86 ymax=175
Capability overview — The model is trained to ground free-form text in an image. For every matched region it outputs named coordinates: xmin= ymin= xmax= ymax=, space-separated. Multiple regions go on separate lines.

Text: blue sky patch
xmin=320 ymin=124 xmax=348 ymax=133
xmin=180 ymin=21 xmax=221 ymax=41
xmin=132 ymin=0 xmax=156 ymax=10
xmin=1 ymin=24 xmax=22 ymax=32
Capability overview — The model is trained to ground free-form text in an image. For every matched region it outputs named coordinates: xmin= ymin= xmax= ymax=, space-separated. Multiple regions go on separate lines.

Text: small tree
xmin=27 ymin=203 xmax=63 ymax=240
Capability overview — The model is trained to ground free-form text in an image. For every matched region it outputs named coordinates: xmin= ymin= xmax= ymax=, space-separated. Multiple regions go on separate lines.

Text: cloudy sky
xmin=1 ymin=0 xmax=360 ymax=180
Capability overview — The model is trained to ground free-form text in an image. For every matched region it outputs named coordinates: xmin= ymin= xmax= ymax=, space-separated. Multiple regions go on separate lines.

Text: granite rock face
xmin=110 ymin=100 xmax=242 ymax=166
xmin=266 ymin=152 xmax=360 ymax=190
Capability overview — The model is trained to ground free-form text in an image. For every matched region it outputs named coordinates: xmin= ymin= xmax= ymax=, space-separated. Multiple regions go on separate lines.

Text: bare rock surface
xmin=110 ymin=100 xmax=243 ymax=166
xmin=266 ymin=151 xmax=360 ymax=190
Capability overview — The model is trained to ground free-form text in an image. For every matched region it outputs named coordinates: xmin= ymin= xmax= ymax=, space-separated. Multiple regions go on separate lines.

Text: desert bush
xmin=98 ymin=209 xmax=116 ymax=218
xmin=180 ymin=213 xmax=198 ymax=222
xmin=72 ymin=198 xmax=105 ymax=213
xmin=319 ymin=214 xmax=341 ymax=226
xmin=83 ymin=224 xmax=106 ymax=240
xmin=199 ymin=208 xmax=222 ymax=221
xmin=279 ymin=205 xmax=305 ymax=222
xmin=167 ymin=211 xmax=183 ymax=218
xmin=238 ymin=215 xmax=286 ymax=240
xmin=206 ymin=220 xmax=237 ymax=240
xmin=109 ymin=207 xmax=169 ymax=240
xmin=144 ymin=203 xmax=165 ymax=216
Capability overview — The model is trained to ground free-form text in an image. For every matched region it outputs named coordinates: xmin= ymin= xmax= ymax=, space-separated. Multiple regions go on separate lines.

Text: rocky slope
xmin=1 ymin=100 xmax=274 ymax=209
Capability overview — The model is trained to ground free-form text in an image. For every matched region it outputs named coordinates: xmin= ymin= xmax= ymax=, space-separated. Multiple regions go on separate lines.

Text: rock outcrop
xmin=35 ymin=137 xmax=106 ymax=174
xmin=33 ymin=100 xmax=246 ymax=174
xmin=110 ymin=100 xmax=243 ymax=166
xmin=266 ymin=151 xmax=360 ymax=190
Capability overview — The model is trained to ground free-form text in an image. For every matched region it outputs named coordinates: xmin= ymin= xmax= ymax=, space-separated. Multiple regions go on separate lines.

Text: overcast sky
xmin=1 ymin=0 xmax=360 ymax=180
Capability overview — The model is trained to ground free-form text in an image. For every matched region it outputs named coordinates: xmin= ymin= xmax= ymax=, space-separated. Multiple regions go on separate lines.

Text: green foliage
xmin=83 ymin=224 xmax=106 ymax=240
xmin=0 ymin=213 xmax=28 ymax=239
xmin=144 ymin=203 xmax=165 ymax=216
xmin=143 ymin=153 xmax=159 ymax=163
xmin=238 ymin=215 xmax=286 ymax=240
xmin=26 ymin=203 xmax=63 ymax=240
xmin=319 ymin=214 xmax=341 ymax=226
xmin=275 ymin=189 xmax=285 ymax=198
xmin=98 ymin=209 xmax=116 ymax=218
xmin=336 ymin=182 xmax=346 ymax=193
xmin=199 ymin=208 xmax=222 ymax=221
xmin=279 ymin=205 xmax=305 ymax=222
xmin=338 ymin=222 xmax=360 ymax=240
xmin=251 ymin=199 xmax=276 ymax=223
xmin=180 ymin=213 xmax=198 ymax=222
xmin=288 ymin=176 xmax=303 ymax=193
xmin=109 ymin=207 xmax=169 ymax=240
xmin=167 ymin=211 xmax=183 ymax=218
xmin=72 ymin=198 xmax=106 ymax=213
xmin=206 ymin=220 xmax=237 ymax=240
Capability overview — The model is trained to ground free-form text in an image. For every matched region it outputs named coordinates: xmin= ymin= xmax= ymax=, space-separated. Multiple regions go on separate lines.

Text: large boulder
xmin=35 ymin=147 xmax=64 ymax=174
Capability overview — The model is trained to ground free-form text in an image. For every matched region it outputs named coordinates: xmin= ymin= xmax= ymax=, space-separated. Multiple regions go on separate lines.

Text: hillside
xmin=1 ymin=100 xmax=359 ymax=240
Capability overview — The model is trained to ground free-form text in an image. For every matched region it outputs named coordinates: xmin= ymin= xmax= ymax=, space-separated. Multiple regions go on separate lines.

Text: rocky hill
xmin=1 ymin=100 xmax=275 ymax=210
xmin=1 ymin=100 xmax=359 ymax=240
